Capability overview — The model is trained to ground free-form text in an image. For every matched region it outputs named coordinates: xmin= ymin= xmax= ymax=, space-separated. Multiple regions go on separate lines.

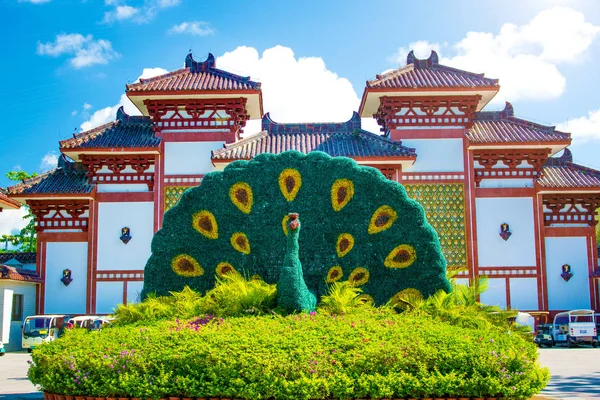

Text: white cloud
xmin=0 ymin=208 xmax=29 ymax=238
xmin=19 ymin=0 xmax=51 ymax=3
xmin=71 ymin=110 xmax=78 ymax=116
xmin=37 ymin=33 xmax=120 ymax=68
xmin=390 ymin=7 xmax=600 ymax=106
xmin=217 ymin=46 xmax=360 ymax=127
xmin=80 ymin=67 xmax=168 ymax=131
xmin=556 ymin=109 xmax=600 ymax=143
xmin=83 ymin=102 xmax=92 ymax=110
xmin=103 ymin=0 xmax=180 ymax=24
xmin=103 ymin=5 xmax=139 ymax=23
xmin=169 ymin=21 xmax=214 ymax=36
xmin=40 ymin=152 xmax=58 ymax=172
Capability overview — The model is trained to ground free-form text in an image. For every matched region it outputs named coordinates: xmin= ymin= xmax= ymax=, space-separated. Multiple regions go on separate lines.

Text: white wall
xmin=127 ymin=281 xmax=143 ymax=304
xmin=476 ymin=197 xmax=536 ymax=267
xmin=402 ymin=139 xmax=464 ymax=172
xmin=0 ymin=287 xmax=12 ymax=344
xmin=0 ymin=282 xmax=36 ymax=350
xmin=509 ymin=278 xmax=538 ymax=310
xmin=45 ymin=242 xmax=88 ymax=315
xmin=478 ymin=179 xmax=534 ymax=189
xmin=97 ymin=202 xmax=154 ymax=271
xmin=545 ymin=236 xmax=591 ymax=310
xmin=164 ymin=141 xmax=224 ymax=175
xmin=480 ymin=278 xmax=507 ymax=308
xmin=96 ymin=281 xmax=123 ymax=314
xmin=97 ymin=184 xmax=149 ymax=193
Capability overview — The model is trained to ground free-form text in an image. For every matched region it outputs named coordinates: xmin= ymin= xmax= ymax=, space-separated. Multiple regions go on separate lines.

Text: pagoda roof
xmin=538 ymin=149 xmax=600 ymax=190
xmin=0 ymin=187 xmax=20 ymax=209
xmin=468 ymin=102 xmax=571 ymax=149
xmin=0 ymin=265 xmax=43 ymax=284
xmin=0 ymin=252 xmax=36 ymax=265
xmin=212 ymin=112 xmax=416 ymax=162
xmin=126 ymin=53 xmax=261 ymax=93
xmin=60 ymin=107 xmax=160 ymax=153
xmin=8 ymin=156 xmax=95 ymax=198
xmin=366 ymin=51 xmax=499 ymax=90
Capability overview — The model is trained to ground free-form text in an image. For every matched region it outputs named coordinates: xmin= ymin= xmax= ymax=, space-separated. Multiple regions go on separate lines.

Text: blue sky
xmin=1 ymin=0 xmax=599 ymax=195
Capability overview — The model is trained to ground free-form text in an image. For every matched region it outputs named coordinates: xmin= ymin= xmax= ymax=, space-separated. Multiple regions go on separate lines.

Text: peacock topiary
xmin=142 ymin=151 xmax=451 ymax=307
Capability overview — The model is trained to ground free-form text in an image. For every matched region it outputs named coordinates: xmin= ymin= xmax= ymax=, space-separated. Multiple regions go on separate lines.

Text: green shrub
xmin=29 ymin=310 xmax=549 ymax=399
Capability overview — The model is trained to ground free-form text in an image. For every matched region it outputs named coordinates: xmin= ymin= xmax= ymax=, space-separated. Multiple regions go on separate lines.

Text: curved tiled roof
xmin=538 ymin=149 xmax=600 ymax=189
xmin=0 ymin=265 xmax=43 ymax=283
xmin=0 ymin=252 xmax=36 ymax=265
xmin=212 ymin=112 xmax=415 ymax=160
xmin=468 ymin=103 xmax=571 ymax=144
xmin=60 ymin=107 xmax=160 ymax=150
xmin=126 ymin=53 xmax=261 ymax=93
xmin=8 ymin=157 xmax=94 ymax=196
xmin=367 ymin=51 xmax=499 ymax=90
xmin=0 ymin=187 xmax=20 ymax=209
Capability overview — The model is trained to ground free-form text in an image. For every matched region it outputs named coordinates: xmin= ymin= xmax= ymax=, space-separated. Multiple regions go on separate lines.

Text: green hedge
xmin=143 ymin=151 xmax=450 ymax=305
xmin=28 ymin=311 xmax=549 ymax=399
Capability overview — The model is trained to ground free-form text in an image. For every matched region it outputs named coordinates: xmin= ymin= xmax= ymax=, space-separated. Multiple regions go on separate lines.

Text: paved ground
xmin=0 ymin=348 xmax=599 ymax=399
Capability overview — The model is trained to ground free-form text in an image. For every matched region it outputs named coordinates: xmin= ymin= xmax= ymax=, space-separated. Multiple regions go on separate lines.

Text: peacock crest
xmin=142 ymin=151 xmax=450 ymax=305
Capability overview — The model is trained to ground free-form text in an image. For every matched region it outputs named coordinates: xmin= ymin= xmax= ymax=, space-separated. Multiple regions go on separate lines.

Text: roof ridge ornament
xmin=407 ymin=50 xmax=439 ymax=69
xmin=185 ymin=52 xmax=216 ymax=72
xmin=261 ymin=112 xmax=362 ymax=134
xmin=502 ymin=102 xmax=514 ymax=118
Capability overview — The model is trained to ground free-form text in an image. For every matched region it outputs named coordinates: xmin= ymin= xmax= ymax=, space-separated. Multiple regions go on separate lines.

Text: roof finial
xmin=407 ymin=50 xmax=439 ymax=68
xmin=186 ymin=52 xmax=216 ymax=72
xmin=502 ymin=102 xmax=514 ymax=117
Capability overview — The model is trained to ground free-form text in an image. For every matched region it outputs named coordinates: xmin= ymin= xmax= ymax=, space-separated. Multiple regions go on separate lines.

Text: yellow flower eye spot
xmin=229 ymin=182 xmax=253 ymax=214
xmin=230 ymin=232 xmax=251 ymax=254
xmin=216 ymin=262 xmax=238 ymax=278
xmin=192 ymin=210 xmax=218 ymax=239
xmin=357 ymin=294 xmax=374 ymax=306
xmin=172 ymin=254 xmax=204 ymax=277
xmin=384 ymin=244 xmax=417 ymax=269
xmin=389 ymin=288 xmax=423 ymax=310
xmin=331 ymin=179 xmax=354 ymax=211
xmin=368 ymin=205 xmax=398 ymax=234
xmin=348 ymin=267 xmax=370 ymax=286
xmin=326 ymin=266 xmax=343 ymax=283
xmin=279 ymin=169 xmax=302 ymax=202
xmin=336 ymin=233 xmax=355 ymax=258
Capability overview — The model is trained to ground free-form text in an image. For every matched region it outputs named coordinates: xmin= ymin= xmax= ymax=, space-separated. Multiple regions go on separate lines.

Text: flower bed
xmin=29 ymin=310 xmax=549 ymax=399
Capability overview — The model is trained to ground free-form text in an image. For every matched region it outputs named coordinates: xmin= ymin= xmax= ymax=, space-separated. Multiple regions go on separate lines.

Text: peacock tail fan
xmin=142 ymin=151 xmax=451 ymax=305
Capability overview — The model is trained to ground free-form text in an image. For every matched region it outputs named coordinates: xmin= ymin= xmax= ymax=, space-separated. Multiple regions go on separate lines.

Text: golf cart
xmin=552 ymin=309 xmax=598 ymax=347
xmin=534 ymin=324 xmax=556 ymax=347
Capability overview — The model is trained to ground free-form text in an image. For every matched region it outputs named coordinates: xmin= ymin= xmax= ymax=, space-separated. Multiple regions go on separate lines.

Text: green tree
xmin=1 ymin=171 xmax=37 ymax=253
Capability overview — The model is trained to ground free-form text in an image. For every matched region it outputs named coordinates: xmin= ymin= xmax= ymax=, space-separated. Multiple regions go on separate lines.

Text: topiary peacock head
xmin=142 ymin=151 xmax=451 ymax=305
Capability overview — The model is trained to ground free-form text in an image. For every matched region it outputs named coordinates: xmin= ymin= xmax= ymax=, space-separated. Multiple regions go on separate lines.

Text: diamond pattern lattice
xmin=404 ymin=184 xmax=467 ymax=268
xmin=164 ymin=186 xmax=194 ymax=212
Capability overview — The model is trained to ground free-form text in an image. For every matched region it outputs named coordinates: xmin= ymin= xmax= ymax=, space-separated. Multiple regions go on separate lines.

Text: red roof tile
xmin=538 ymin=149 xmax=600 ymax=189
xmin=126 ymin=53 xmax=261 ymax=93
xmin=0 ymin=265 xmax=43 ymax=284
xmin=212 ymin=112 xmax=415 ymax=160
xmin=60 ymin=107 xmax=160 ymax=150
xmin=0 ymin=187 xmax=20 ymax=209
xmin=367 ymin=51 xmax=499 ymax=90
xmin=468 ymin=103 xmax=571 ymax=144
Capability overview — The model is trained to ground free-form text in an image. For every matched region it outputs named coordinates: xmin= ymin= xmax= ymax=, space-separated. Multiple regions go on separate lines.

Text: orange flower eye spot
xmin=368 ymin=205 xmax=398 ymax=234
xmin=230 ymin=232 xmax=251 ymax=254
xmin=389 ymin=288 xmax=423 ymax=310
xmin=336 ymin=233 xmax=355 ymax=258
xmin=282 ymin=215 xmax=290 ymax=236
xmin=192 ymin=210 xmax=218 ymax=239
xmin=326 ymin=266 xmax=343 ymax=282
xmin=171 ymin=254 xmax=204 ymax=277
xmin=279 ymin=169 xmax=302 ymax=202
xmin=229 ymin=182 xmax=253 ymax=214
xmin=216 ymin=262 xmax=238 ymax=278
xmin=384 ymin=244 xmax=417 ymax=269
xmin=331 ymin=179 xmax=354 ymax=211
xmin=348 ymin=267 xmax=370 ymax=286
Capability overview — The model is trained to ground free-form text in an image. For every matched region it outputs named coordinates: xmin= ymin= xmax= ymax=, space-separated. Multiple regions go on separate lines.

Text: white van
xmin=552 ymin=309 xmax=598 ymax=347
xmin=68 ymin=315 xmax=111 ymax=331
xmin=22 ymin=315 xmax=71 ymax=352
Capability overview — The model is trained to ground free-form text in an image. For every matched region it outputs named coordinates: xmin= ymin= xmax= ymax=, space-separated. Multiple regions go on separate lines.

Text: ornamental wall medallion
xmin=61 ymin=269 xmax=73 ymax=286
xmin=120 ymin=227 xmax=132 ymax=244
xmin=561 ymin=264 xmax=573 ymax=282
xmin=499 ymin=223 xmax=512 ymax=241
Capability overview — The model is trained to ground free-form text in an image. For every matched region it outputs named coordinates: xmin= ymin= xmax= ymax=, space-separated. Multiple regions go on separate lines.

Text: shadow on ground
xmin=0 ymin=393 xmax=43 ymax=400
xmin=542 ymin=372 xmax=600 ymax=397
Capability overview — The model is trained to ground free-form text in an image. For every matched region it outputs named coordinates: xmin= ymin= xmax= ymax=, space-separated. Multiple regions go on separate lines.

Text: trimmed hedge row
xmin=28 ymin=310 xmax=549 ymax=399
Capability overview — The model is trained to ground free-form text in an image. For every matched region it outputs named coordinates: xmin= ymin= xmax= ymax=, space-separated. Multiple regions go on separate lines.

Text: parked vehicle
xmin=0 ymin=341 xmax=5 ymax=356
xmin=68 ymin=315 xmax=111 ymax=331
xmin=22 ymin=314 xmax=71 ymax=352
xmin=552 ymin=309 xmax=598 ymax=347
xmin=534 ymin=324 xmax=556 ymax=347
